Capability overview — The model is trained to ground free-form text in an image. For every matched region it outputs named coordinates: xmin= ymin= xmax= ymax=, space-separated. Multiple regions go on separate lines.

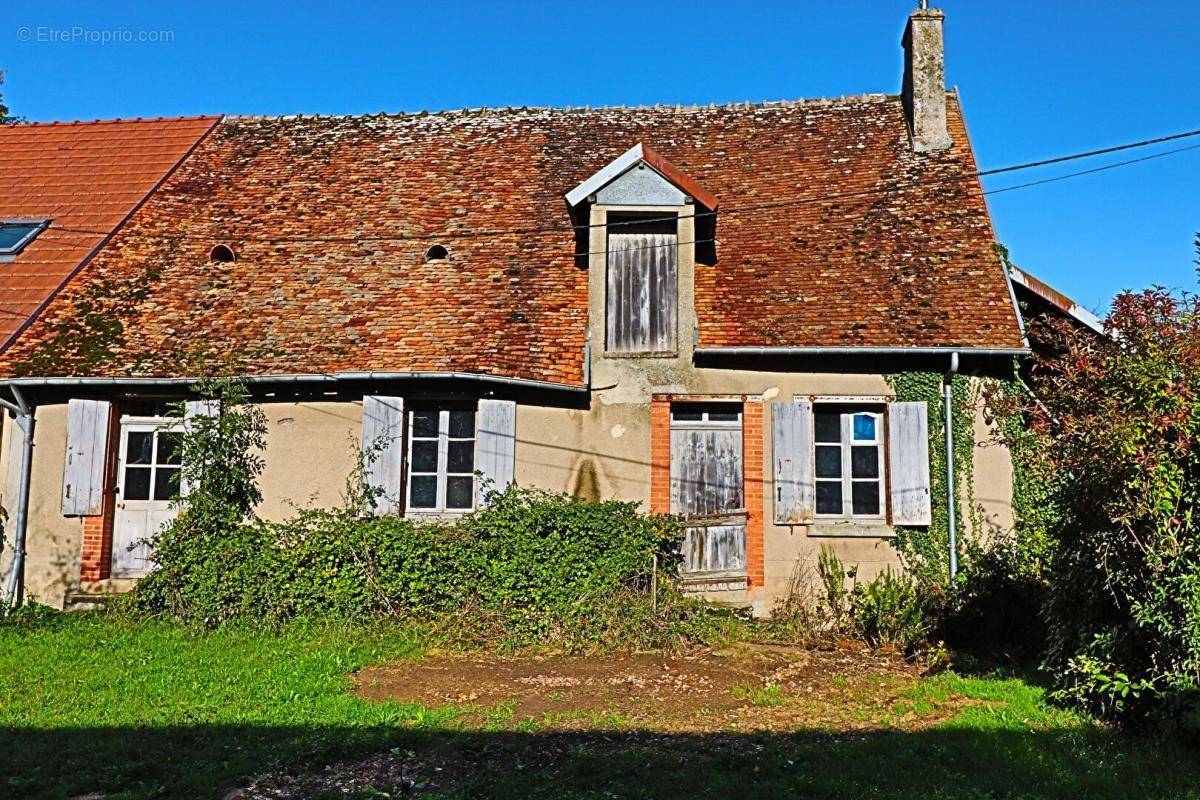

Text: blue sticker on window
xmin=852 ymin=414 xmax=876 ymax=441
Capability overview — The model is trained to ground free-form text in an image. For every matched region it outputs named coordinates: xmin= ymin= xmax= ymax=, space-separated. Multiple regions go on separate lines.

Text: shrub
xmin=1007 ymin=267 xmax=1200 ymax=730
xmin=853 ymin=568 xmax=929 ymax=649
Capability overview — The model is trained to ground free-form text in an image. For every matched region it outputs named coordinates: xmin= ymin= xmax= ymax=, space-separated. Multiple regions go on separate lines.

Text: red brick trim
xmin=650 ymin=398 xmax=671 ymax=515
xmin=743 ymin=400 xmax=765 ymax=588
xmin=79 ymin=405 xmax=118 ymax=584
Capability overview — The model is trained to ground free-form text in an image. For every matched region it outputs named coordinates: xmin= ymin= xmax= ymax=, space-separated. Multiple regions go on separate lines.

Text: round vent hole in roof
xmin=425 ymin=244 xmax=449 ymax=262
xmin=210 ymin=244 xmax=236 ymax=263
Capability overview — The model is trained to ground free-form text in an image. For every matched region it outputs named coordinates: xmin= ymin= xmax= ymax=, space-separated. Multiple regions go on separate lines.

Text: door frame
xmin=111 ymin=414 xmax=183 ymax=578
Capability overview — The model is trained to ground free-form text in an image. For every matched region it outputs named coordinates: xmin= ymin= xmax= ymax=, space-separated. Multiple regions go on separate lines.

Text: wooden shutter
xmin=888 ymin=401 xmax=932 ymax=526
xmin=61 ymin=399 xmax=112 ymax=516
xmin=670 ymin=426 xmax=743 ymax=516
xmin=180 ymin=399 xmax=219 ymax=498
xmin=772 ymin=400 xmax=815 ymax=523
xmin=361 ymin=396 xmax=405 ymax=515
xmin=475 ymin=399 xmax=516 ymax=506
xmin=606 ymin=232 xmax=677 ymax=353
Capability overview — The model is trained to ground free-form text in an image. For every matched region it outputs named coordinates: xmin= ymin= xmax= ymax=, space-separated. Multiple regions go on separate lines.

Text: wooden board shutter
xmin=61 ymin=399 xmax=112 ymax=516
xmin=606 ymin=232 xmax=678 ymax=353
xmin=361 ymin=395 xmax=405 ymax=515
xmin=180 ymin=399 xmax=219 ymax=498
xmin=888 ymin=401 xmax=932 ymax=526
xmin=772 ymin=400 xmax=815 ymax=523
xmin=475 ymin=399 xmax=516 ymax=507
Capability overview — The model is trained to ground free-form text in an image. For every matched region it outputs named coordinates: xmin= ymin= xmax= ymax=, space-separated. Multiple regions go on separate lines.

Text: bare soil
xmin=352 ymin=642 xmax=950 ymax=733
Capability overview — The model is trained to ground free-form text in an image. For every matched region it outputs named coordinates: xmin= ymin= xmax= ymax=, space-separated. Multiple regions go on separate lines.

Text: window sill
xmin=808 ymin=521 xmax=894 ymax=539
xmin=404 ymin=510 xmax=473 ymax=521
xmin=601 ymin=350 xmax=679 ymax=360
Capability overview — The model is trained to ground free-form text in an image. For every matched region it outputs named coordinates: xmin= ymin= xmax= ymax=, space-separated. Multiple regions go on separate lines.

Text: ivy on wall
xmin=885 ymin=371 xmax=977 ymax=589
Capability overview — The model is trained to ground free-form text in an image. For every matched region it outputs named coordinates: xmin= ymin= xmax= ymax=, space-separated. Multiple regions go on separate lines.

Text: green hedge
xmin=135 ymin=487 xmax=685 ymax=643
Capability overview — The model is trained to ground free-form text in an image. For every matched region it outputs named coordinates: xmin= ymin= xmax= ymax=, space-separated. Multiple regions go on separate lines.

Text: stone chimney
xmin=902 ymin=4 xmax=952 ymax=152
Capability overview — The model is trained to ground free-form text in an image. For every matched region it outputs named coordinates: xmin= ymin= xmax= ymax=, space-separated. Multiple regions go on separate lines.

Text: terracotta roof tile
xmin=0 ymin=96 xmax=1022 ymax=383
xmin=0 ymin=116 xmax=220 ymax=346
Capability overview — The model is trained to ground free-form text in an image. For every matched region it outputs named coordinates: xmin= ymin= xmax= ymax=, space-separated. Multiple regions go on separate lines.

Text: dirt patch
xmin=353 ymin=643 xmax=938 ymax=733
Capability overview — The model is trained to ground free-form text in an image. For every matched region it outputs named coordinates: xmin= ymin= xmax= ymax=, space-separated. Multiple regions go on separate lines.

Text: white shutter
xmin=180 ymin=399 xmax=219 ymax=498
xmin=888 ymin=401 xmax=932 ymax=526
xmin=772 ymin=400 xmax=815 ymax=523
xmin=61 ymin=399 xmax=111 ymax=516
xmin=475 ymin=399 xmax=516 ymax=507
xmin=361 ymin=396 xmax=405 ymax=515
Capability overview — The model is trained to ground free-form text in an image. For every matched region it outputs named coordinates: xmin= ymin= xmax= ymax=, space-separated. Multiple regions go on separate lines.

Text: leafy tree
xmin=1013 ymin=244 xmax=1200 ymax=729
xmin=0 ymin=70 xmax=11 ymax=123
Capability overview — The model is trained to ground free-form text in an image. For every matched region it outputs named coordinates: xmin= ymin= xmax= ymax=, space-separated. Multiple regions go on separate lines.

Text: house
xmin=0 ymin=6 xmax=1029 ymax=614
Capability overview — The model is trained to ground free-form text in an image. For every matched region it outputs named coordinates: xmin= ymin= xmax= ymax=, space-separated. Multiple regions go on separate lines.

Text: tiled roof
xmin=0 ymin=95 xmax=1024 ymax=383
xmin=0 ymin=116 xmax=220 ymax=347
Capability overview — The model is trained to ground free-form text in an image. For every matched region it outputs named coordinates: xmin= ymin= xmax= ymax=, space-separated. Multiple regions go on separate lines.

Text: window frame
xmin=405 ymin=405 xmax=477 ymax=515
xmin=116 ymin=413 xmax=184 ymax=505
xmin=0 ymin=219 xmax=49 ymax=256
xmin=813 ymin=406 xmax=887 ymax=521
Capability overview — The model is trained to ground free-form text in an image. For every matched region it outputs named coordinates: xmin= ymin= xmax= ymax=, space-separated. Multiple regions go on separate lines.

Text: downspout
xmin=944 ymin=352 xmax=959 ymax=579
xmin=1 ymin=386 xmax=34 ymax=610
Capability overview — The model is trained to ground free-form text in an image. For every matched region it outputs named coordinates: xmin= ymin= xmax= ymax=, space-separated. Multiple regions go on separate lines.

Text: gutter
xmin=695 ymin=346 xmax=1030 ymax=357
xmin=0 ymin=386 xmax=33 ymax=611
xmin=0 ymin=371 xmax=588 ymax=394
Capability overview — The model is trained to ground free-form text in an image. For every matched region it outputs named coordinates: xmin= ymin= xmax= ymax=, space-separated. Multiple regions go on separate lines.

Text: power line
xmin=44 ymin=125 xmax=1200 ymax=247
xmin=983 ymin=141 xmax=1200 ymax=196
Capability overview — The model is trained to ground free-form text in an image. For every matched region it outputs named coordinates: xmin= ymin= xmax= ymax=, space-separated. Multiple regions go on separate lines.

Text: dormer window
xmin=0 ymin=220 xmax=48 ymax=256
xmin=606 ymin=214 xmax=678 ymax=354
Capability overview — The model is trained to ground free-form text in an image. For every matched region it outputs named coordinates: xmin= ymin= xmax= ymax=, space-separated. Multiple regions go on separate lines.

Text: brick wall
xmin=78 ymin=406 xmax=117 ymax=584
xmin=650 ymin=397 xmax=671 ymax=515
xmin=743 ymin=400 xmax=765 ymax=588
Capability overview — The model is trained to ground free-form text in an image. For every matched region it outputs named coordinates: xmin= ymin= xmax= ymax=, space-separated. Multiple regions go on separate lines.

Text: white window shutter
xmin=888 ymin=401 xmax=932 ymax=526
xmin=475 ymin=399 xmax=516 ymax=507
xmin=360 ymin=395 xmax=405 ymax=515
xmin=181 ymin=399 xmax=219 ymax=498
xmin=772 ymin=400 xmax=815 ymax=523
xmin=61 ymin=399 xmax=112 ymax=516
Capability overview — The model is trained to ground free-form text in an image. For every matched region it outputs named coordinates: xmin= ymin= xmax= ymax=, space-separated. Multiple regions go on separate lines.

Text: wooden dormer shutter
xmin=606 ymin=229 xmax=678 ymax=353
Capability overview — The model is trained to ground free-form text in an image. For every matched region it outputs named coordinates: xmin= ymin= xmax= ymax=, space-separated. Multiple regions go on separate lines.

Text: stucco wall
xmin=4 ymin=384 xmax=1012 ymax=611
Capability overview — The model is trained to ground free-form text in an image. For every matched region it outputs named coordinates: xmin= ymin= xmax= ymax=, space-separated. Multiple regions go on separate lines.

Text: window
xmin=606 ymin=215 xmax=677 ymax=354
xmin=0 ymin=220 xmax=48 ymax=256
xmin=121 ymin=428 xmax=182 ymax=502
xmin=814 ymin=407 xmax=885 ymax=518
xmin=407 ymin=407 xmax=475 ymax=512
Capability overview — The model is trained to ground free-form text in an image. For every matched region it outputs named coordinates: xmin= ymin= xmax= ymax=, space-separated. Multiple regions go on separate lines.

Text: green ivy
xmin=884 ymin=371 xmax=976 ymax=590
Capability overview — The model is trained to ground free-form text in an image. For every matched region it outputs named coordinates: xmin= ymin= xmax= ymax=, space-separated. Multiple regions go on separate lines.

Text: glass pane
xmin=447 ymin=439 xmax=474 ymax=474
xmin=671 ymin=408 xmax=703 ymax=422
xmin=411 ymin=440 xmax=438 ymax=473
xmin=851 ymin=446 xmax=879 ymax=478
xmin=127 ymin=431 xmax=153 ymax=465
xmin=816 ymin=481 xmax=843 ymax=515
xmin=448 ymin=410 xmax=475 ymax=439
xmin=410 ymin=475 xmax=437 ymax=508
xmin=153 ymin=468 xmax=180 ymax=501
xmin=852 ymin=481 xmax=881 ymax=516
xmin=123 ymin=467 xmax=151 ymax=501
xmin=0 ymin=223 xmax=41 ymax=251
xmin=411 ymin=410 xmax=439 ymax=439
xmin=815 ymin=445 xmax=841 ymax=478
xmin=446 ymin=476 xmax=473 ymax=509
xmin=124 ymin=399 xmax=182 ymax=418
xmin=852 ymin=414 xmax=877 ymax=442
xmin=156 ymin=432 xmax=182 ymax=465
xmin=705 ymin=405 xmax=741 ymax=423
xmin=814 ymin=412 xmax=841 ymax=443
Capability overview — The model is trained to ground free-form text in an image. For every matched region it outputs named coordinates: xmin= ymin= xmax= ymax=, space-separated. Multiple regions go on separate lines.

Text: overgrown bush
xmin=998 ymin=264 xmax=1200 ymax=731
xmin=853 ymin=568 xmax=929 ymax=649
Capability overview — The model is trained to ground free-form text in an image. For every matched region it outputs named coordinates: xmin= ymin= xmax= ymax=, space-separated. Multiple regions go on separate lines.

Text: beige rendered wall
xmin=7 ymin=387 xmax=1012 ymax=612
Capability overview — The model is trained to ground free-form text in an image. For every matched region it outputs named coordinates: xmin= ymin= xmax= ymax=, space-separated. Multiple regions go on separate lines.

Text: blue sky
xmin=4 ymin=0 xmax=1198 ymax=313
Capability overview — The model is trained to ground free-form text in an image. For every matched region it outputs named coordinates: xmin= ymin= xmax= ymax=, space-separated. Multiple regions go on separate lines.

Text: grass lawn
xmin=1 ymin=612 xmax=1197 ymax=799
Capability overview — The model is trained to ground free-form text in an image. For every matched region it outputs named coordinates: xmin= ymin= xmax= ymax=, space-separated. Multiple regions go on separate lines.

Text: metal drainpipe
xmin=944 ymin=352 xmax=960 ymax=579
xmin=2 ymin=386 xmax=34 ymax=611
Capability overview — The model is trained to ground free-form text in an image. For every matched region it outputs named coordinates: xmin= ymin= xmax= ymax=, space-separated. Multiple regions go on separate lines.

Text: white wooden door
xmin=112 ymin=420 xmax=183 ymax=578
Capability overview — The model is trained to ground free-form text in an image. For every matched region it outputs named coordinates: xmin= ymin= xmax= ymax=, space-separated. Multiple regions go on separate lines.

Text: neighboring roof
xmin=0 ymin=94 xmax=1025 ymax=384
xmin=1008 ymin=264 xmax=1104 ymax=334
xmin=0 ymin=116 xmax=221 ymax=347
xmin=565 ymin=142 xmax=719 ymax=210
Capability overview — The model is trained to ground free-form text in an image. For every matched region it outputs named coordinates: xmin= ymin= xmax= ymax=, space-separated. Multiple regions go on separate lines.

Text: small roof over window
xmin=565 ymin=143 xmax=718 ymax=210
xmin=0 ymin=220 xmax=48 ymax=256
